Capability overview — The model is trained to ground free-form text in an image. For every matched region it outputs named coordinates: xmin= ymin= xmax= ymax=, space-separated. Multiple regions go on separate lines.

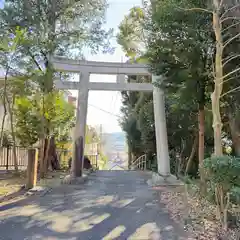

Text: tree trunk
xmin=198 ymin=109 xmax=205 ymax=165
xmin=212 ymin=3 xmax=223 ymax=156
xmin=39 ymin=137 xmax=46 ymax=178
xmin=228 ymin=112 xmax=240 ymax=156
xmin=0 ymin=71 xmax=8 ymax=147
xmin=176 ymin=139 xmax=186 ymax=178
xmin=198 ymin=108 xmax=206 ymax=193
xmin=40 ymin=136 xmax=60 ymax=178
xmin=47 ymin=136 xmax=60 ymax=171
xmin=128 ymin=141 xmax=133 ymax=169
xmin=6 ymin=94 xmax=18 ymax=173
xmin=128 ymin=149 xmax=132 ymax=169
xmin=43 ymin=137 xmax=51 ymax=174
xmin=185 ymin=135 xmax=198 ymax=175
xmin=211 ymin=93 xmax=223 ymax=156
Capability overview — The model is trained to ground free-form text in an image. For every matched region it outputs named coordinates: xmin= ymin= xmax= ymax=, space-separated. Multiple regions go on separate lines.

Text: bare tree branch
xmin=221 ymin=16 xmax=240 ymax=23
xmin=221 ymin=75 xmax=240 ymax=85
xmin=27 ymin=49 xmax=43 ymax=72
xmin=222 ymin=66 xmax=240 ymax=80
xmin=223 ymin=32 xmax=240 ymax=49
xmin=219 ymin=0 xmax=224 ymax=8
xmin=221 ymin=85 xmax=240 ymax=98
xmin=223 ymin=54 xmax=240 ymax=67
xmin=221 ymin=3 xmax=240 ymax=19
xmin=222 ymin=22 xmax=240 ymax=33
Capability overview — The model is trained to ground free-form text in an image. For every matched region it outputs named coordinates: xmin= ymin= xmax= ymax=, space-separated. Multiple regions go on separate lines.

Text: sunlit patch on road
xmin=102 ymin=225 xmax=126 ymax=240
xmin=127 ymin=222 xmax=161 ymax=240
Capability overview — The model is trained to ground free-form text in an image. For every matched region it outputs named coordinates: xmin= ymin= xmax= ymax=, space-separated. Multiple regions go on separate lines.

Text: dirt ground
xmin=0 ymin=171 xmax=26 ymax=197
xmin=0 ymin=170 xmax=70 ymax=203
xmin=156 ymin=185 xmax=240 ymax=240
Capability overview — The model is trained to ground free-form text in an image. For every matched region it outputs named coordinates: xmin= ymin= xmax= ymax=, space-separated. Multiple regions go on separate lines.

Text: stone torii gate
xmin=51 ymin=57 xmax=170 ymax=178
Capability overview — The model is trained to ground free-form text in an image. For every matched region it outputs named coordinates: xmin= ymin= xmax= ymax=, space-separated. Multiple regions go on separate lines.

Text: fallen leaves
xmin=159 ymin=186 xmax=240 ymax=240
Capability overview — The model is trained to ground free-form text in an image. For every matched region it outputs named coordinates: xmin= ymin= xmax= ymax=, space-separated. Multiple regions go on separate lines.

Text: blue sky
xmin=0 ymin=0 xmax=142 ymax=133
xmin=85 ymin=0 xmax=142 ymax=133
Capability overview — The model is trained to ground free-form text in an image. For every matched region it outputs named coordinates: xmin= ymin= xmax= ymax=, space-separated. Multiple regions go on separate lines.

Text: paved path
xmin=0 ymin=171 xmax=188 ymax=240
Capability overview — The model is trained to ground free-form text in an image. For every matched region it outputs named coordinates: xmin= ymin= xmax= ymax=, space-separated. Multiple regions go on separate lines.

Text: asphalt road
xmin=0 ymin=171 xmax=188 ymax=240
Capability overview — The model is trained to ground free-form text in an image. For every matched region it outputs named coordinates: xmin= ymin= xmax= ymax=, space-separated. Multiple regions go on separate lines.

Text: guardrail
xmin=129 ymin=154 xmax=147 ymax=171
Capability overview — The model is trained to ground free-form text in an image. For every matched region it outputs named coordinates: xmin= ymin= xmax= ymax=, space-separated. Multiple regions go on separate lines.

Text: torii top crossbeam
xmin=51 ymin=56 xmax=153 ymax=92
xmin=51 ymin=56 xmax=150 ymax=75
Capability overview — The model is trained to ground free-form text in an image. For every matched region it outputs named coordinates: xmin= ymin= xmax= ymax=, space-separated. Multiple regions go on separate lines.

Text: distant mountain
xmin=102 ymin=132 xmax=128 ymax=169
xmin=102 ymin=132 xmax=126 ymax=153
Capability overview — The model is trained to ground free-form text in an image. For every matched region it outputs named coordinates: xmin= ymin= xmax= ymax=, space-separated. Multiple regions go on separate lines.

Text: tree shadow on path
xmin=0 ymin=171 xmax=189 ymax=240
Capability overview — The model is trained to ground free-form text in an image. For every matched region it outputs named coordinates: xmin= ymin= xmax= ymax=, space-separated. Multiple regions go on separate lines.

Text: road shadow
xmin=0 ymin=171 xmax=189 ymax=240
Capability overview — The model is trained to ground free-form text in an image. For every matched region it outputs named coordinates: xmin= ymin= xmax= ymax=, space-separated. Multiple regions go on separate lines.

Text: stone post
xmin=71 ymin=71 xmax=89 ymax=177
xmin=152 ymin=75 xmax=170 ymax=176
xmin=26 ymin=149 xmax=38 ymax=189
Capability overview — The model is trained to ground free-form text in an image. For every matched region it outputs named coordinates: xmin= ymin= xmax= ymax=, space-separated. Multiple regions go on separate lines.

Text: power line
xmin=110 ymin=92 xmax=116 ymax=112
xmin=110 ymin=92 xmax=118 ymax=113
xmin=88 ymin=103 xmax=121 ymax=118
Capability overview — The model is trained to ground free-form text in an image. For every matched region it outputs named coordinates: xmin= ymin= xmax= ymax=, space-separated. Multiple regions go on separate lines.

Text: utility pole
xmin=99 ymin=124 xmax=102 ymax=152
xmin=97 ymin=124 xmax=103 ymax=169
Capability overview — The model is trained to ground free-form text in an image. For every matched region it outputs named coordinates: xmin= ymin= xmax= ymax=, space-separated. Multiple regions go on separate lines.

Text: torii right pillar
xmin=152 ymin=75 xmax=170 ymax=177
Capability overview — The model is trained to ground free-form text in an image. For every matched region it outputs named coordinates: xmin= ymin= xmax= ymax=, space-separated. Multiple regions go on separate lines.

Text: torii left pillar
xmin=71 ymin=71 xmax=90 ymax=177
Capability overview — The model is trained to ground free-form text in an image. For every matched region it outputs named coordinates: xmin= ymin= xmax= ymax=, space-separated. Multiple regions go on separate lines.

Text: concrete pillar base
xmin=148 ymin=172 xmax=183 ymax=186
xmin=61 ymin=174 xmax=88 ymax=185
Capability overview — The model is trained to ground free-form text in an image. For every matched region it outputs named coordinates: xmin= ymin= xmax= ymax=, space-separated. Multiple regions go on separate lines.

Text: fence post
xmin=6 ymin=147 xmax=9 ymax=171
xmin=26 ymin=148 xmax=38 ymax=190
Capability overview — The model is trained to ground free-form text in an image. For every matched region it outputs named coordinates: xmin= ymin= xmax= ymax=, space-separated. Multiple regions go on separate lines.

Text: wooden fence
xmin=0 ymin=147 xmax=98 ymax=170
xmin=56 ymin=149 xmax=98 ymax=168
xmin=0 ymin=146 xmax=28 ymax=170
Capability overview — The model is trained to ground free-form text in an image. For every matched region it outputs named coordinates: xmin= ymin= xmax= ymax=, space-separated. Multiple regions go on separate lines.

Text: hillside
xmin=102 ymin=132 xmax=126 ymax=153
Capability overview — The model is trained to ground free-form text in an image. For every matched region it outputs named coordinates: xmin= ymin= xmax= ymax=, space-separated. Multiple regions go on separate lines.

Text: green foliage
xmin=85 ymin=126 xmax=100 ymax=144
xmin=120 ymin=83 xmax=144 ymax=158
xmin=203 ymin=155 xmax=240 ymax=204
xmin=117 ymin=0 xmax=217 ymax=175
xmin=1 ymin=131 xmax=13 ymax=147
xmin=0 ymin=0 xmax=113 ymax=65
xmin=230 ymin=186 xmax=240 ymax=205
xmin=98 ymin=152 xmax=108 ymax=170
xmin=14 ymin=91 xmax=75 ymax=147
xmin=14 ymin=96 xmax=41 ymax=146
xmin=0 ymin=0 xmax=113 ymax=154
xmin=117 ymin=6 xmax=146 ymax=60
xmin=204 ymin=156 xmax=240 ymax=187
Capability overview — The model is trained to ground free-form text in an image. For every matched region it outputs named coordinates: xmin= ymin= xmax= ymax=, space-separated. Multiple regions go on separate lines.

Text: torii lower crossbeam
xmin=55 ymin=81 xmax=153 ymax=91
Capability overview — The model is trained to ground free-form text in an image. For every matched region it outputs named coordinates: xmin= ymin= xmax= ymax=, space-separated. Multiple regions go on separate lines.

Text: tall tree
xmin=120 ymin=78 xmax=143 ymax=167
xmin=118 ymin=2 xmax=215 ymax=180
xmin=146 ymin=0 xmax=214 ymax=186
xmin=0 ymin=27 xmax=29 ymax=172
xmin=0 ymin=0 xmax=113 ymax=177
xmin=218 ymin=0 xmax=240 ymax=156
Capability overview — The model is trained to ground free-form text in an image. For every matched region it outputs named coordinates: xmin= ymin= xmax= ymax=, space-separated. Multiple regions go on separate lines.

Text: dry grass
xmin=0 ymin=171 xmax=26 ymax=197
xmin=0 ymin=170 xmax=69 ymax=198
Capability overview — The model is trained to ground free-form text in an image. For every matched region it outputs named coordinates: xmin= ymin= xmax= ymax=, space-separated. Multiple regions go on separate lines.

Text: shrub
xmin=203 ymin=155 xmax=240 ymax=229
